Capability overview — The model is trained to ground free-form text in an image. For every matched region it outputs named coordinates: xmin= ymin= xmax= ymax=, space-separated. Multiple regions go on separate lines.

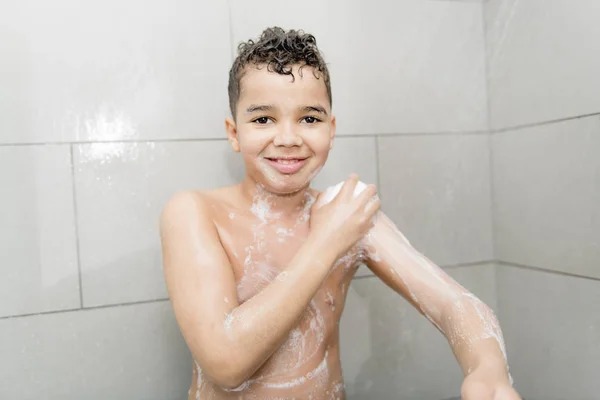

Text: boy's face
xmin=225 ymin=64 xmax=335 ymax=195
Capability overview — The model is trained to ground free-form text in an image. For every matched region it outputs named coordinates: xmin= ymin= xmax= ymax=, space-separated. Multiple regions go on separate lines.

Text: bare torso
xmin=188 ymin=185 xmax=361 ymax=400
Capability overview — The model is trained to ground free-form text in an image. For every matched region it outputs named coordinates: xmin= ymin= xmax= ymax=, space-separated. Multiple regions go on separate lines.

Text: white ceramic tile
xmin=492 ymin=117 xmax=600 ymax=278
xmin=378 ymin=134 xmax=493 ymax=266
xmin=74 ymin=140 xmax=240 ymax=307
xmin=496 ymin=265 xmax=600 ymax=400
xmin=0 ymin=0 xmax=231 ymax=144
xmin=340 ymin=263 xmax=497 ymax=399
xmin=0 ymin=145 xmax=79 ymax=318
xmin=230 ymin=0 xmax=487 ymax=135
xmin=0 ymin=300 xmax=192 ymax=400
xmin=310 ymin=136 xmax=378 ymax=278
xmin=486 ymin=0 xmax=600 ymax=129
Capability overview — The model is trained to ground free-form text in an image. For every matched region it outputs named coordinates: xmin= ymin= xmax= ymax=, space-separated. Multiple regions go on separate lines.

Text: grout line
xmin=226 ymin=0 xmax=236 ymax=63
xmin=487 ymin=134 xmax=497 ymax=260
xmin=3 ymin=259 xmax=497 ymax=320
xmin=82 ymin=297 xmax=170 ymax=311
xmin=441 ymin=259 xmax=495 ymax=269
xmin=482 ymin=0 xmax=498 ymax=263
xmin=497 ymin=261 xmax=600 ymax=282
xmin=306 ymin=131 xmax=486 ymax=137
xmin=481 ymin=0 xmax=493 ymax=132
xmin=374 ymin=135 xmax=382 ymax=203
xmin=0 ymin=307 xmax=83 ymax=320
xmin=11 ymin=259 xmax=591 ymax=320
xmin=70 ymin=145 xmax=84 ymax=308
xmin=353 ymin=259 xmax=496 ymax=282
xmin=0 ymin=298 xmax=170 ymax=321
xmin=493 ymin=259 xmax=502 ymax=321
xmin=368 ymin=131 xmax=488 ymax=137
xmin=0 ymin=131 xmax=493 ymax=148
xmin=0 ymin=137 xmax=229 ymax=147
xmin=0 ymin=142 xmax=71 ymax=147
xmin=476 ymin=0 xmax=497 ymax=268
xmin=356 ymin=259 xmax=600 ymax=283
xmin=4 ymin=114 xmax=599 ymax=147
xmin=491 ymin=111 xmax=600 ymax=134
xmin=4 ymin=260 xmax=595 ymax=320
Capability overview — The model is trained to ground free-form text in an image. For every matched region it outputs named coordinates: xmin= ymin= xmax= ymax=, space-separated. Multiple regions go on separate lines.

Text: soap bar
xmin=320 ymin=180 xmax=369 ymax=205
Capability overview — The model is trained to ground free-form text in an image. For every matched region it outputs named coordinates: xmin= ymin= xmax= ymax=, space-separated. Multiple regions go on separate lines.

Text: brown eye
xmin=303 ymin=116 xmax=320 ymax=124
xmin=254 ymin=117 xmax=269 ymax=124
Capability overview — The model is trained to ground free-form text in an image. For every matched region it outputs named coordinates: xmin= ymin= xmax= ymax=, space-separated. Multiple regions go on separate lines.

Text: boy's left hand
xmin=461 ymin=367 xmax=522 ymax=400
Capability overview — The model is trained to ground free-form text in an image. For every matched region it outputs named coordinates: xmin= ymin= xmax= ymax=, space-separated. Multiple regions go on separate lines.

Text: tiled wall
xmin=1 ymin=0 xmax=491 ymax=399
xmin=485 ymin=0 xmax=600 ymax=130
xmin=486 ymin=0 xmax=600 ymax=399
xmin=340 ymin=264 xmax=497 ymax=399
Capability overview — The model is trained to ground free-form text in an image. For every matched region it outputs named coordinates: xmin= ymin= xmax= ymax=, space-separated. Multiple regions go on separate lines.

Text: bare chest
xmin=214 ymin=211 xmax=358 ymax=308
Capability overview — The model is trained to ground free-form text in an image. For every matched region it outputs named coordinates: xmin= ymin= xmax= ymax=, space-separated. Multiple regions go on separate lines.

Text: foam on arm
xmin=320 ymin=181 xmax=512 ymax=383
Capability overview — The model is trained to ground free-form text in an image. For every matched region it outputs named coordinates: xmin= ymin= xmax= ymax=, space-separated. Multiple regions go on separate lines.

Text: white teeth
xmin=274 ymin=159 xmax=299 ymax=164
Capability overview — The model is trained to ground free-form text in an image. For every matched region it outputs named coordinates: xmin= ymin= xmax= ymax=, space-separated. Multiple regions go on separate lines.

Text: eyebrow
xmin=302 ymin=105 xmax=328 ymax=116
xmin=245 ymin=104 xmax=329 ymax=116
xmin=245 ymin=104 xmax=275 ymax=114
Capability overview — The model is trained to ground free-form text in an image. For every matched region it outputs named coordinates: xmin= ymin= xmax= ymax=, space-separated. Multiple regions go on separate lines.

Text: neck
xmin=239 ymin=176 xmax=314 ymax=221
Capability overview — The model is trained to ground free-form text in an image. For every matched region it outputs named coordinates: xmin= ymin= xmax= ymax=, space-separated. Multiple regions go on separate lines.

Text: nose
xmin=273 ymin=122 xmax=303 ymax=147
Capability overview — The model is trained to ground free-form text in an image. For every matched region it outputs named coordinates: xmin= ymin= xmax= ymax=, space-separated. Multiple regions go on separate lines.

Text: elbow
xmin=200 ymin=350 xmax=251 ymax=391
xmin=211 ymin=370 xmax=248 ymax=392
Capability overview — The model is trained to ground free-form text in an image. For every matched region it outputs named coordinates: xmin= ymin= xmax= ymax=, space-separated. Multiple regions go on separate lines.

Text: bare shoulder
xmin=159 ymin=187 xmax=238 ymax=276
xmin=160 ymin=190 xmax=209 ymax=227
xmin=160 ymin=186 xmax=239 ymax=230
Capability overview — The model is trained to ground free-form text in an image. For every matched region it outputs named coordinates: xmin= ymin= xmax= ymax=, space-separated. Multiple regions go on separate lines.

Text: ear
xmin=329 ymin=115 xmax=337 ymax=150
xmin=225 ymin=117 xmax=240 ymax=152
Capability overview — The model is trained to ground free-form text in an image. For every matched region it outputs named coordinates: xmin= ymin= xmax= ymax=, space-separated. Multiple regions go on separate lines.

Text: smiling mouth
xmin=264 ymin=157 xmax=308 ymax=174
xmin=265 ymin=157 xmax=308 ymax=163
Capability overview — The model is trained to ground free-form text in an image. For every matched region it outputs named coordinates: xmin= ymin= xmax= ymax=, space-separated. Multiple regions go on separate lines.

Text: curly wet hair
xmin=227 ymin=26 xmax=332 ymax=120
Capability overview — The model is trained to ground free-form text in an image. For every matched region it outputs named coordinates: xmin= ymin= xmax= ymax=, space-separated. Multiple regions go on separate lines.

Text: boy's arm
xmin=362 ymin=212 xmax=515 ymax=393
xmin=160 ymin=191 xmax=338 ymax=390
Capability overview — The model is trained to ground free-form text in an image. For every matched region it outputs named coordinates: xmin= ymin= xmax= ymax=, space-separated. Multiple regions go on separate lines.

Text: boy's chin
xmin=258 ymin=175 xmax=312 ymax=195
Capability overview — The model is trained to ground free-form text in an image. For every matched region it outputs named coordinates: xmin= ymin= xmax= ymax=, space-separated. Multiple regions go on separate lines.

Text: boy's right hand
xmin=310 ymin=174 xmax=380 ymax=259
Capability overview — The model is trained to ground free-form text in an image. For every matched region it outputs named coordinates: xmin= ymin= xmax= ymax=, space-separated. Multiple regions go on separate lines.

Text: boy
xmin=160 ymin=27 xmax=521 ymax=400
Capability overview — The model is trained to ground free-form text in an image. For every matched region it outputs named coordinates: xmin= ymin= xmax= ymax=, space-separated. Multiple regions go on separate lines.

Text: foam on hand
xmin=319 ymin=180 xmax=369 ymax=206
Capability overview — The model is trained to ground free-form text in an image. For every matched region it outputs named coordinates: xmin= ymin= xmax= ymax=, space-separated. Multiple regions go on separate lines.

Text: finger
xmin=355 ymin=183 xmax=377 ymax=204
xmin=338 ymin=174 xmax=359 ymax=201
xmin=363 ymin=196 xmax=381 ymax=221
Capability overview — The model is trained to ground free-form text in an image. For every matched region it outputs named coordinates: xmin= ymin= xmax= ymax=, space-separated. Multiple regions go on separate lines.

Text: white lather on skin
xmin=320 ymin=180 xmax=513 ymax=385
xmin=194 ymin=184 xmax=337 ymax=399
xmin=193 ymin=179 xmax=511 ymax=399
